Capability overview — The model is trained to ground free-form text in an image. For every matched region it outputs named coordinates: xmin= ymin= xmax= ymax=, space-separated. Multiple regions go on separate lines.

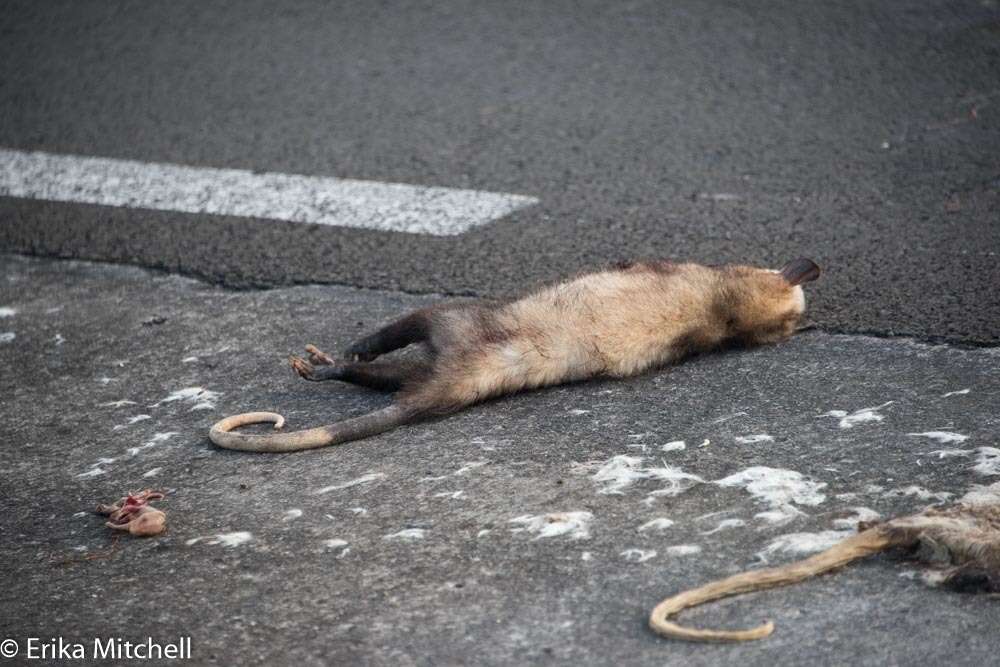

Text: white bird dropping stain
xmin=190 ymin=532 xmax=253 ymax=547
xmin=941 ymin=389 xmax=970 ymax=398
xmin=925 ymin=449 xmax=974 ymax=459
xmin=128 ymin=431 xmax=179 ymax=457
xmin=101 ymin=400 xmax=137 ymax=408
xmin=700 ymin=518 xmax=746 ymax=535
xmin=621 ymin=549 xmax=657 ymax=563
xmin=734 ymin=434 xmax=774 ymax=444
xmin=383 ymin=528 xmax=427 ymax=541
xmin=112 ymin=414 xmax=152 ymax=430
xmin=215 ymin=532 xmax=253 ymax=547
xmin=454 ymin=461 xmax=488 ymax=475
xmin=638 ymin=518 xmax=675 ymax=532
xmin=155 ymin=386 xmax=222 ymax=411
xmin=509 ymin=512 xmax=593 ymax=540
xmin=313 ymin=473 xmax=386 ymax=495
xmin=822 ymin=402 xmax=893 ymax=429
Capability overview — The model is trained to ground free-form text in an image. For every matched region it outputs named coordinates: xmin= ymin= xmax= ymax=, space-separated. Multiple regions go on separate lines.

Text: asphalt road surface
xmin=1 ymin=2 xmax=999 ymax=666
xmin=3 ymin=255 xmax=1000 ymax=666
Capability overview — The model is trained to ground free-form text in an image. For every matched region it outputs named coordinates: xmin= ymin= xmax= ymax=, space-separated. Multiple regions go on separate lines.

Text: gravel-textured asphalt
xmin=1 ymin=1 xmax=999 ymax=344
xmin=2 ymin=254 xmax=999 ymax=666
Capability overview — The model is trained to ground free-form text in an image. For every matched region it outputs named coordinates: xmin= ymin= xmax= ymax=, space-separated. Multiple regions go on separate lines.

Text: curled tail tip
xmin=210 ymin=411 xmax=286 ymax=433
xmin=209 ymin=403 xmax=412 ymax=453
xmin=209 ymin=411 xmax=289 ymax=450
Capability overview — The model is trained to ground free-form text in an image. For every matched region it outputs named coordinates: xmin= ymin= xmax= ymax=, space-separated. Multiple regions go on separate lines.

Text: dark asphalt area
xmin=1 ymin=0 xmax=998 ymax=343
xmin=1 ymin=2 xmax=999 ymax=666
xmin=2 ymin=254 xmax=1000 ymax=666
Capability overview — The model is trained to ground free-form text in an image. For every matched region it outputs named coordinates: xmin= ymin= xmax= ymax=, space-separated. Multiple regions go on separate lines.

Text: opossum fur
xmin=210 ymin=258 xmax=820 ymax=452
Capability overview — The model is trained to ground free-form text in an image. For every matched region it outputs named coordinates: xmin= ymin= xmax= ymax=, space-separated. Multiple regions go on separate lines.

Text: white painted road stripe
xmin=0 ymin=148 xmax=538 ymax=236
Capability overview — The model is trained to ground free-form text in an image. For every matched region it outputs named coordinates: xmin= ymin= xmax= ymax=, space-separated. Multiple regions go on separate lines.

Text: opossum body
xmin=649 ymin=503 xmax=1000 ymax=642
xmin=209 ymin=258 xmax=820 ymax=452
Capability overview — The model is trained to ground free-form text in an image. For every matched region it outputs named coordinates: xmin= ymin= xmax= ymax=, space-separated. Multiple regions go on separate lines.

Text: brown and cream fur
xmin=209 ymin=258 xmax=820 ymax=452
xmin=649 ymin=502 xmax=1000 ymax=642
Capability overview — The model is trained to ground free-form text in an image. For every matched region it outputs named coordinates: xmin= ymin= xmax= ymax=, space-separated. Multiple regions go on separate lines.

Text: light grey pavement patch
xmin=2 ymin=254 xmax=999 ymax=666
xmin=0 ymin=148 xmax=538 ymax=235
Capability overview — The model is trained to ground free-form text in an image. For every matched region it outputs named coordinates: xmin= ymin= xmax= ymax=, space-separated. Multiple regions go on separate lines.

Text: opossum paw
xmin=290 ymin=355 xmax=317 ymax=379
xmin=304 ymin=344 xmax=337 ymax=366
xmin=290 ymin=355 xmax=342 ymax=382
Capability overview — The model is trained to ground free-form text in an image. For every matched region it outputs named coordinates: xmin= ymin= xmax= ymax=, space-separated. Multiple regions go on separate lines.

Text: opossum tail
xmin=209 ymin=404 xmax=416 ymax=453
xmin=649 ymin=527 xmax=894 ymax=642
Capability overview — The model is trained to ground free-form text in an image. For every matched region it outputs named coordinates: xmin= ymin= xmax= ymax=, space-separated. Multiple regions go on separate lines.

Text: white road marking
xmin=0 ymin=148 xmax=538 ymax=236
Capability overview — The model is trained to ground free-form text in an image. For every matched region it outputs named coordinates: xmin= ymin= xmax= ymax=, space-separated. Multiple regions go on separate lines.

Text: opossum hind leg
xmin=291 ymin=354 xmax=431 ymax=392
xmin=344 ymin=310 xmax=432 ymax=361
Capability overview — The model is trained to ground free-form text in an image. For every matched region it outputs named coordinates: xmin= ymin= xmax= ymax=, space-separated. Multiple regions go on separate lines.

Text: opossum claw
xmin=304 ymin=344 xmax=337 ymax=366
xmin=290 ymin=355 xmax=313 ymax=377
xmin=291 ymin=355 xmax=342 ymax=382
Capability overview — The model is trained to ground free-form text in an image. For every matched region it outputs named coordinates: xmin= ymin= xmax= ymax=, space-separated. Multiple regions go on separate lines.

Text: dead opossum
xmin=209 ymin=258 xmax=820 ymax=452
xmin=649 ymin=503 xmax=1000 ymax=642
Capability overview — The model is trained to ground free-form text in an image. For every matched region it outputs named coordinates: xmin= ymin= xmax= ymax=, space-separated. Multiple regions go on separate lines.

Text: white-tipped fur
xmin=792 ymin=285 xmax=806 ymax=312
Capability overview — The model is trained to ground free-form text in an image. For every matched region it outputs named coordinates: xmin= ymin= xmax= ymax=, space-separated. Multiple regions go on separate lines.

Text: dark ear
xmin=779 ymin=258 xmax=820 ymax=286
